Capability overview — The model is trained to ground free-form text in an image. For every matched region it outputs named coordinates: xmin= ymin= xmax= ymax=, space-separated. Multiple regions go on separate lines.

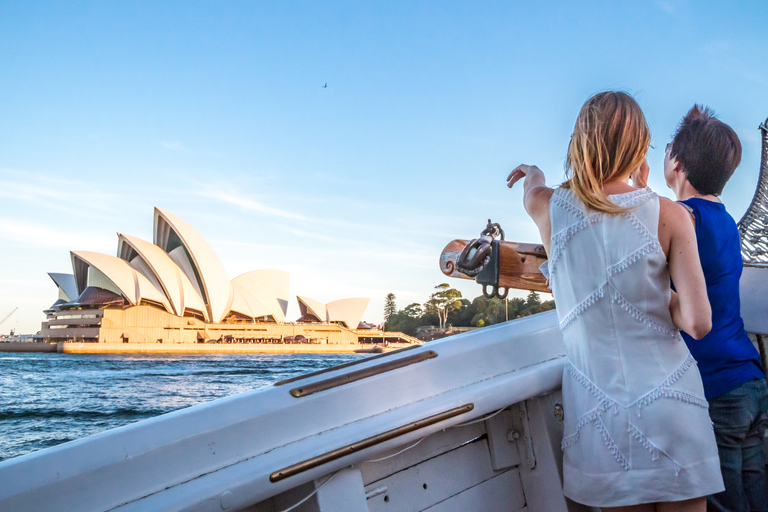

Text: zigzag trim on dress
xmin=628 ymin=422 xmax=658 ymax=460
xmin=612 ymin=290 xmax=678 ymax=338
xmin=559 ymin=282 xmax=608 ymax=330
xmin=607 ymin=241 xmax=663 ymax=276
xmin=631 ymin=354 xmax=708 ymax=409
xmin=609 ymin=188 xmax=656 ymax=209
xmin=595 ymin=415 xmax=630 ymax=471
xmin=638 ymin=388 xmax=709 ymax=410
xmin=551 ymin=190 xmax=588 ymax=220
xmin=561 ymin=401 xmax=611 ymax=450
xmin=549 ymin=215 xmax=602 ymax=275
xmin=628 ymin=423 xmax=683 ymax=469
xmin=565 ymin=361 xmax=615 ymax=405
xmin=623 ymin=211 xmax=657 ymax=244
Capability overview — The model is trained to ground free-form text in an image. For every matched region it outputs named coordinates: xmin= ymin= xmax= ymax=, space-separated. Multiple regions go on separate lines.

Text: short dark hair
xmin=670 ymin=105 xmax=742 ymax=196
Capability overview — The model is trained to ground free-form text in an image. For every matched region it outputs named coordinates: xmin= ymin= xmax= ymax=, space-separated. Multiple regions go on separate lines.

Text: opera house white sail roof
xmin=47 ymin=208 xmax=292 ymax=324
xmin=297 ymin=296 xmax=370 ymax=329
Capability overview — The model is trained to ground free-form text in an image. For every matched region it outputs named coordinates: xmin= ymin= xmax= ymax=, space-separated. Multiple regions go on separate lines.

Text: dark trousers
xmin=708 ymin=378 xmax=768 ymax=512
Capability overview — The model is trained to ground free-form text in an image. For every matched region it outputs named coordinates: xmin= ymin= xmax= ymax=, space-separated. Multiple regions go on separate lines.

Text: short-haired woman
xmin=665 ymin=106 xmax=768 ymax=512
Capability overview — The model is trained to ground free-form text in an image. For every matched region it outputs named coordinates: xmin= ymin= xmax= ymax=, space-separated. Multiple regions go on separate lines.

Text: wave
xmin=137 ymin=369 xmax=273 ymax=378
xmin=0 ymin=408 xmax=172 ymax=421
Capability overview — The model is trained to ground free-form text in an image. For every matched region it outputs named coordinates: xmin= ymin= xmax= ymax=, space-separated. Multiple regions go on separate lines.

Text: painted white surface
xmin=326 ymin=298 xmax=370 ymax=329
xmin=70 ymin=251 xmax=172 ymax=311
xmin=155 ymin=208 xmax=234 ymax=322
xmin=232 ymin=270 xmax=290 ymax=322
xmin=0 ymin=311 xmax=565 ymax=512
xmin=118 ymin=233 xmax=205 ymax=317
xmin=740 ymin=266 xmax=768 ymax=335
xmin=47 ymin=273 xmax=77 ymax=302
xmin=297 ymin=296 xmax=371 ymax=328
xmin=297 ymin=296 xmax=327 ymax=322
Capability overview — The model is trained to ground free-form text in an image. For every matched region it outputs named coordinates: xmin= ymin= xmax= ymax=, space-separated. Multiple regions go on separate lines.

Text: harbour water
xmin=0 ymin=352 xmax=365 ymax=462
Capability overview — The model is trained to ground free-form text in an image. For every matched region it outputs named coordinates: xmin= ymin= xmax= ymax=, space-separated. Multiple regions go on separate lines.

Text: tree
xmin=402 ymin=303 xmax=423 ymax=318
xmin=387 ymin=303 xmax=425 ymax=336
xmin=383 ymin=293 xmax=397 ymax=329
xmin=525 ymin=291 xmax=541 ymax=308
xmin=424 ymin=283 xmax=463 ymax=330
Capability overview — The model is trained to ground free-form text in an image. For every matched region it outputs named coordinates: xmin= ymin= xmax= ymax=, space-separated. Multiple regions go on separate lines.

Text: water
xmin=0 ymin=352 xmax=365 ymax=462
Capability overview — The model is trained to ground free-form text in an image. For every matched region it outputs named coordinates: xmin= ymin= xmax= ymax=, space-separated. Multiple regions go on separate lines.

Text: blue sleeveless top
xmin=678 ymin=198 xmax=764 ymax=400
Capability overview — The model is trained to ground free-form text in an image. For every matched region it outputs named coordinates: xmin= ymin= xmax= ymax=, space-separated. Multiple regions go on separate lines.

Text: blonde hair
xmin=564 ymin=91 xmax=650 ymax=214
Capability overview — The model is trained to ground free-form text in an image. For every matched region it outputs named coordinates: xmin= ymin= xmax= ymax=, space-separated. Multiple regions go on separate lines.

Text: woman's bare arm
xmin=507 ymin=164 xmax=553 ymax=254
xmin=658 ymin=198 xmax=711 ymax=339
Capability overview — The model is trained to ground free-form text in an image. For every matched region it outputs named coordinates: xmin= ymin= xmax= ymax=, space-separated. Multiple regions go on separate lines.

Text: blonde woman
xmin=507 ymin=91 xmax=723 ymax=511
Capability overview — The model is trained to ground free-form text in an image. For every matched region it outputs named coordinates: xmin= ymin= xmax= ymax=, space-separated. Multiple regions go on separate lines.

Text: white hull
xmin=0 ymin=311 xmax=586 ymax=511
xmin=2 ymin=266 xmax=767 ymax=511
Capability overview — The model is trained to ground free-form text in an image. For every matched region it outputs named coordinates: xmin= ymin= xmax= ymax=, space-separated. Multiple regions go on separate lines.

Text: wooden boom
xmin=440 ymin=239 xmax=550 ymax=295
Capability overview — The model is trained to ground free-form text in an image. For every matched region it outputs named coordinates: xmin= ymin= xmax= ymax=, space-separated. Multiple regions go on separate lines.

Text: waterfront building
xmin=41 ymin=208 xmax=414 ymax=347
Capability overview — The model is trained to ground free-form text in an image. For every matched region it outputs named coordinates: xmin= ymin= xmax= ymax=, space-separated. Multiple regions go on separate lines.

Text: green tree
xmin=402 ymin=303 xmax=423 ymax=318
xmin=424 ymin=283 xmax=463 ymax=330
xmin=383 ymin=293 xmax=397 ymax=329
xmin=387 ymin=303 xmax=425 ymax=336
xmin=447 ymin=298 xmax=472 ymax=327
xmin=519 ymin=298 xmax=556 ymax=317
xmin=525 ymin=291 xmax=541 ymax=308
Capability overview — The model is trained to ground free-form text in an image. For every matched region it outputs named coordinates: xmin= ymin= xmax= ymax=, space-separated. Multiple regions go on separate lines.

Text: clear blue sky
xmin=1 ymin=1 xmax=767 ymax=333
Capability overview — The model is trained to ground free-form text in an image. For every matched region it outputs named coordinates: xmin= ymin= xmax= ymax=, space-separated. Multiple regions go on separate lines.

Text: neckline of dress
xmin=606 ymin=187 xmax=653 ymax=200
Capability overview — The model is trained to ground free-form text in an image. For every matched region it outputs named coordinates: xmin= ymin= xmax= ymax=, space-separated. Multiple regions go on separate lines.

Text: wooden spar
xmin=440 ymin=239 xmax=550 ymax=294
xmin=497 ymin=242 xmax=550 ymax=293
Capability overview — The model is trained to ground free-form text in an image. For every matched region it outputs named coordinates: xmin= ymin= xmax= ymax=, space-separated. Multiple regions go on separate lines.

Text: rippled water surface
xmin=0 ymin=352 xmax=365 ymax=462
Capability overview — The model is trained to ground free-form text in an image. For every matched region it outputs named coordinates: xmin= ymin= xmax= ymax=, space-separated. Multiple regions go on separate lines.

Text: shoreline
xmin=0 ymin=342 xmax=412 ymax=354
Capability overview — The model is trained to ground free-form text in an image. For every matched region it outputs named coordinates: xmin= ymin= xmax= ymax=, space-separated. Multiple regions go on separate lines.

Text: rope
xmin=276 ymin=406 xmax=509 ymax=511
xmin=274 ymin=470 xmax=342 ymax=512
xmin=451 ymin=407 xmax=506 ymax=427
xmin=363 ymin=436 xmax=427 ymax=463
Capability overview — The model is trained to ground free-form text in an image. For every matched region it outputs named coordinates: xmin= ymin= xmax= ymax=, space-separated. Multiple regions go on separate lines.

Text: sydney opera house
xmin=41 ymin=208 xmax=408 ymax=347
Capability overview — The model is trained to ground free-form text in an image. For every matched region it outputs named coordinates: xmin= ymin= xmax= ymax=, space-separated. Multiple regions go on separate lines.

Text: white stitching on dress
xmin=610 ymin=188 xmax=656 ymax=209
xmin=561 ymin=401 xmax=612 ymax=450
xmin=638 ymin=387 xmax=709 ymax=409
xmin=628 ymin=422 xmax=657 ymax=459
xmin=559 ymin=283 xmax=608 ymax=330
xmin=633 ymin=355 xmax=708 ymax=409
xmin=624 ymin=211 xmax=657 ymax=244
xmin=595 ymin=415 xmax=630 ymax=470
xmin=563 ymin=356 xmax=707 ymax=455
xmin=612 ymin=290 xmax=678 ymax=338
xmin=549 ymin=215 xmax=602 ymax=275
xmin=551 ymin=190 xmax=588 ymax=220
xmin=607 ymin=242 xmax=663 ymax=276
xmin=565 ymin=361 xmax=614 ymax=404
xmin=628 ymin=423 xmax=685 ymax=469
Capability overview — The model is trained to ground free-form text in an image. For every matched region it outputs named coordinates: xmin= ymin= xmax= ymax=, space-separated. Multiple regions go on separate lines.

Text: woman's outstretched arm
xmin=507 ymin=164 xmax=553 ymax=254
xmin=658 ymin=197 xmax=712 ymax=339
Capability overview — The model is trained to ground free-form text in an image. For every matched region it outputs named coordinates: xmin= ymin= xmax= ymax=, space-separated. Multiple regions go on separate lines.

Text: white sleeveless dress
xmin=549 ymin=187 xmax=724 ymax=507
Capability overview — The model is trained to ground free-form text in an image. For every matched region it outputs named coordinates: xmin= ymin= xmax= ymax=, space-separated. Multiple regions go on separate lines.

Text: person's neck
xmin=676 ymin=182 xmax=720 ymax=203
xmin=602 ymin=177 xmax=635 ymax=195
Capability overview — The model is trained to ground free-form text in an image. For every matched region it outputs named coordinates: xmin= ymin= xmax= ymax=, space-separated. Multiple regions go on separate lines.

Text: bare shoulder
xmin=658 ymin=196 xmax=691 ymax=227
xmin=657 ymin=196 xmax=695 ymax=255
xmin=524 ymin=185 xmax=554 ymax=211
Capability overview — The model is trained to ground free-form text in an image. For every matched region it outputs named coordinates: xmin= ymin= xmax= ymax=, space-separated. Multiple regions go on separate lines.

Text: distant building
xmin=297 ymin=296 xmax=370 ymax=329
xmin=41 ymin=208 xmax=414 ymax=346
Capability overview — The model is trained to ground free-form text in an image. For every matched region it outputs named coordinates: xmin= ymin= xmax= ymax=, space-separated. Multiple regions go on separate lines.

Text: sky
xmin=1 ymin=1 xmax=767 ymax=334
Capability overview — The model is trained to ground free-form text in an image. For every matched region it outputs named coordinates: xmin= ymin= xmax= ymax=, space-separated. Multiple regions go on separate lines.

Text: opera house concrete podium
xmin=41 ymin=208 xmax=413 ymax=352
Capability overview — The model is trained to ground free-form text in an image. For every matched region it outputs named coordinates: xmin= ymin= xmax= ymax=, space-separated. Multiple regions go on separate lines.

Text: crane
xmin=0 ymin=307 xmax=18 ymax=327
